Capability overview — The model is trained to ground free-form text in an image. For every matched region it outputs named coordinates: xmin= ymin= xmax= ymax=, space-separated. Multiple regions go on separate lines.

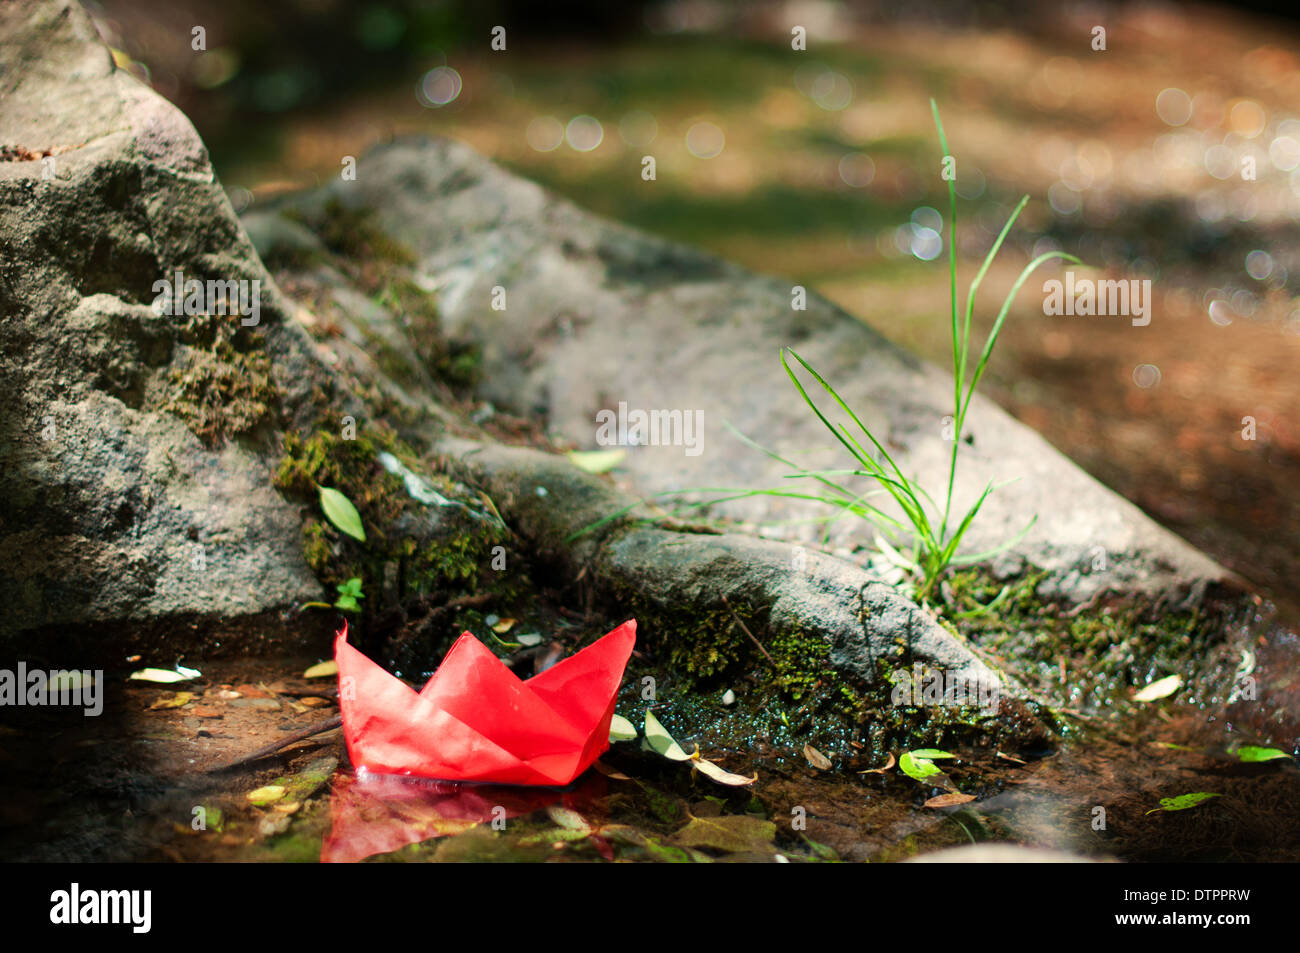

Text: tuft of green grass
xmin=770 ymin=100 xmax=1081 ymax=601
xmin=567 ymin=102 xmax=1080 ymax=605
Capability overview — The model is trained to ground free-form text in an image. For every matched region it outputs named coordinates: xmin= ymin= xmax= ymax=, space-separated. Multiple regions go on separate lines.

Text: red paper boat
xmin=334 ymin=620 xmax=636 ymax=786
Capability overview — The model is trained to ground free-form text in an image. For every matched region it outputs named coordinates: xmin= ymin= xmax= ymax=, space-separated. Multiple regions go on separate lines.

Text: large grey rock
xmin=0 ymin=1 xmax=334 ymax=640
xmin=440 ymin=438 xmax=1050 ymax=747
xmin=269 ymin=137 xmax=1232 ymax=604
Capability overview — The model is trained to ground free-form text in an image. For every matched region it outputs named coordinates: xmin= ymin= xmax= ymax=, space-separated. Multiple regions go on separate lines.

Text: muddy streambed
xmin=3 ymin=594 xmax=1298 ymax=864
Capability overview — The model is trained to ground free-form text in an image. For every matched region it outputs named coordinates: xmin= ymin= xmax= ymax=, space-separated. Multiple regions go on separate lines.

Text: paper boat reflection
xmin=321 ymin=770 xmax=607 ymax=863
xmin=334 ymin=619 xmax=636 ymax=786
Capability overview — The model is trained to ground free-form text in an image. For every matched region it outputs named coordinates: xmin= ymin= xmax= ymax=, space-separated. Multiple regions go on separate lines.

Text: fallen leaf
xmin=1235 ymin=746 xmax=1291 ymax=763
xmin=924 ymin=792 xmax=976 ymax=808
xmin=546 ymin=806 xmax=591 ymax=832
xmin=129 ymin=668 xmax=195 ymax=684
xmin=148 ymin=691 xmax=194 ymax=710
xmin=246 ymin=785 xmax=286 ymax=806
xmin=899 ymin=750 xmax=948 ymax=781
xmin=644 ymin=710 xmax=692 ymax=761
xmin=1145 ymin=792 xmax=1222 ymax=815
xmin=692 ymin=758 xmax=758 ymax=786
xmin=300 ymin=696 xmax=332 ymax=708
xmin=303 ymin=660 xmax=338 ymax=679
xmin=1134 ymin=674 xmax=1183 ymax=703
xmin=859 ymin=752 xmax=896 ymax=775
xmin=909 ymin=748 xmax=956 ymax=760
xmin=566 ymin=449 xmax=626 ymax=474
xmin=609 ymin=713 xmax=637 ymax=742
xmin=804 ymin=743 xmax=832 ymax=770
xmin=491 ymin=618 xmax=516 ymax=634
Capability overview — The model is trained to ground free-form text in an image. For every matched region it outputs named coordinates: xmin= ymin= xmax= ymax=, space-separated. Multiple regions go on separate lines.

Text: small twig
xmin=1055 ymin=707 xmax=1099 ymax=721
xmin=721 ymin=595 xmax=776 ymax=668
xmin=206 ymin=715 xmax=342 ymax=773
xmin=394 ymin=591 xmax=497 ymax=654
xmin=423 ymin=591 xmax=494 ymax=624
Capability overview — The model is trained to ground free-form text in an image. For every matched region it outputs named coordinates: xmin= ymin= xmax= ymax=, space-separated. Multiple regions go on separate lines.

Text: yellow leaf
xmin=246 ymin=785 xmax=286 ymax=806
xmin=303 ymin=660 xmax=338 ymax=679
xmin=149 ymin=691 xmax=194 ymax=710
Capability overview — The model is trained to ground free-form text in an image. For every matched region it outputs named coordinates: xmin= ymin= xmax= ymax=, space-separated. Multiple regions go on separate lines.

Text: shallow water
xmin=4 ymin=599 xmax=1297 ymax=864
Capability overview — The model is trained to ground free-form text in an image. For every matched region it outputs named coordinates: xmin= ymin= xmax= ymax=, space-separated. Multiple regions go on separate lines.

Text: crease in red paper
xmin=335 ymin=619 xmax=636 ymax=786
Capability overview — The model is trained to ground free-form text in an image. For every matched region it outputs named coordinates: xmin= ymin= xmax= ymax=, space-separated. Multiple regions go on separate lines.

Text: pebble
xmin=231 ymin=698 xmax=280 ymax=710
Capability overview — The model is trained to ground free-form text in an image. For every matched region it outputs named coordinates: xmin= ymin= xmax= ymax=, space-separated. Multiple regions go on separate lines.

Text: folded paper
xmin=335 ymin=619 xmax=636 ymax=786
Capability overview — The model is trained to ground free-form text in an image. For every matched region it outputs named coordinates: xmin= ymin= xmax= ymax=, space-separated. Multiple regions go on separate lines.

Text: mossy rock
xmin=274 ymin=423 xmax=510 ymax=644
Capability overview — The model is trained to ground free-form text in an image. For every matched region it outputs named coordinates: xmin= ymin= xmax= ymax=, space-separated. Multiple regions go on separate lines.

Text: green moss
xmin=287 ymin=198 xmax=416 ymax=269
xmin=163 ymin=331 xmax=275 ymax=446
xmin=766 ymin=628 xmax=868 ymax=723
xmin=274 ymin=423 xmax=506 ymax=604
xmin=301 ymin=520 xmax=333 ymax=573
xmin=944 ymin=567 xmax=1218 ymax=713
xmin=275 ymin=202 xmax=481 ymax=395
xmin=611 ymin=588 xmax=869 ymax=731
xmin=374 ymin=277 xmax=481 ymax=391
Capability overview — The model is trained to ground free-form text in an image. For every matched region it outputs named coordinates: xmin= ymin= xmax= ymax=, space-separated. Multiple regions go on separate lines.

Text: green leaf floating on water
xmin=609 ymin=713 xmax=637 ymax=743
xmin=1235 ymin=746 xmax=1292 ymax=763
xmin=319 ymin=485 xmax=365 ymax=542
xmin=899 ymin=749 xmax=954 ymax=781
xmin=1145 ymin=792 xmax=1222 ymax=815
